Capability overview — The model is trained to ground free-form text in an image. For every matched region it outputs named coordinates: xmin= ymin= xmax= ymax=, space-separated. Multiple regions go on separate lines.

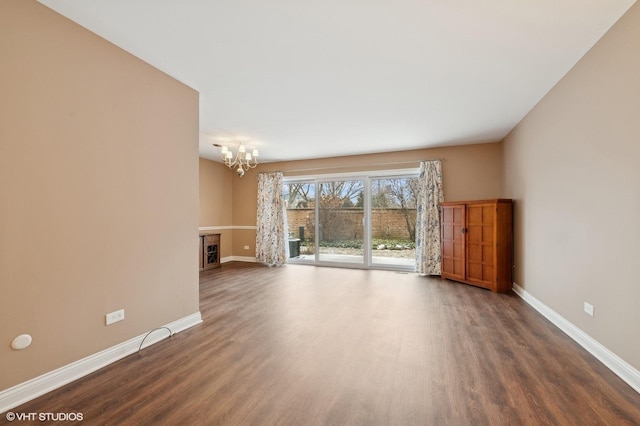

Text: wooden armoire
xmin=439 ymin=199 xmax=513 ymax=293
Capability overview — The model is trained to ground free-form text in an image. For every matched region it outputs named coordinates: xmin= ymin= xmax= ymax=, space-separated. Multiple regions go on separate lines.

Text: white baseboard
xmin=0 ymin=312 xmax=202 ymax=414
xmin=512 ymin=283 xmax=640 ymax=394
xmin=222 ymin=256 xmax=257 ymax=263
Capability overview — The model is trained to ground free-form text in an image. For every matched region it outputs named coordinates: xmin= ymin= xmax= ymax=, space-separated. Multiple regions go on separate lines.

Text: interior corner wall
xmin=0 ymin=0 xmax=200 ymax=390
xmin=229 ymin=142 xmax=503 ymax=258
xmin=199 ymin=157 xmax=234 ymax=259
xmin=502 ymin=2 xmax=640 ymax=370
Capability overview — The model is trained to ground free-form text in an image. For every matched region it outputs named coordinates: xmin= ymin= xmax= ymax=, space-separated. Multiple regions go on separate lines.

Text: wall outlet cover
xmin=584 ymin=302 xmax=594 ymax=316
xmin=106 ymin=309 xmax=125 ymax=325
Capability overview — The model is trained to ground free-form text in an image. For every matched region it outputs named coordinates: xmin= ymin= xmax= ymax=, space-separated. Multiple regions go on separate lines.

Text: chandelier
xmin=213 ymin=142 xmax=259 ymax=177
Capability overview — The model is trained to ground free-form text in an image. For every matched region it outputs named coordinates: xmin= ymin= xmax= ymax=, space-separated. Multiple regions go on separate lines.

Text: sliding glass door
xmin=370 ymin=177 xmax=419 ymax=268
xmin=283 ymin=171 xmax=418 ymax=270
xmin=283 ymin=181 xmax=315 ymax=262
xmin=317 ymin=179 xmax=365 ymax=264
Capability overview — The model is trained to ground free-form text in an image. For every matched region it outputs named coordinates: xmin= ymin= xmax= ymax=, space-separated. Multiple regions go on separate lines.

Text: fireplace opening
xmin=206 ymin=243 xmax=218 ymax=264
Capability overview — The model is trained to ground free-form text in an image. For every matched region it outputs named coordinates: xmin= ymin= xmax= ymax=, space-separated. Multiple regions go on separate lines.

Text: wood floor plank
xmin=4 ymin=262 xmax=640 ymax=425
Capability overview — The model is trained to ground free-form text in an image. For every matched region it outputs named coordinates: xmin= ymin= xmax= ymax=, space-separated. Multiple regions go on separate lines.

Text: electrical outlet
xmin=244 ymin=245 xmax=250 ymax=250
xmin=106 ymin=309 xmax=125 ymax=325
xmin=584 ymin=302 xmax=594 ymax=317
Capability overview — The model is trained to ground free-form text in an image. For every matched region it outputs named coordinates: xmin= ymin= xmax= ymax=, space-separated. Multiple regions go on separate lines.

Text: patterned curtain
xmin=256 ymin=172 xmax=287 ymax=266
xmin=415 ymin=160 xmax=444 ymax=275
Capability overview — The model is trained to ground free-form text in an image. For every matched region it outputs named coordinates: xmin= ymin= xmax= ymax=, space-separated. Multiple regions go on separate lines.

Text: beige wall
xmin=0 ymin=0 xmax=200 ymax=390
xmin=199 ymin=158 xmax=233 ymax=259
xmin=502 ymin=3 xmax=640 ymax=369
xmin=227 ymin=142 xmax=503 ymax=257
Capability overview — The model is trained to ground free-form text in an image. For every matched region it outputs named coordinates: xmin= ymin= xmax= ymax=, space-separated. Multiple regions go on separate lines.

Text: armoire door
xmin=465 ymin=203 xmax=495 ymax=289
xmin=440 ymin=204 xmax=465 ymax=281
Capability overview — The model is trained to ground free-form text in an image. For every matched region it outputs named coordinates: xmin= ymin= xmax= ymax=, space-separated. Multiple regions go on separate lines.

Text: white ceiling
xmin=39 ymin=0 xmax=636 ymax=162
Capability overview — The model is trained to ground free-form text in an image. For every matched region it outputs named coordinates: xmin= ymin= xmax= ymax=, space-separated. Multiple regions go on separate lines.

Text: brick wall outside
xmin=286 ymin=208 xmax=416 ymax=241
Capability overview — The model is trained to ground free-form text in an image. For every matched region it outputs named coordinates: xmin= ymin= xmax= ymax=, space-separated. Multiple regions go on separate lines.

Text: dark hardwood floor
xmin=5 ymin=262 xmax=640 ymax=425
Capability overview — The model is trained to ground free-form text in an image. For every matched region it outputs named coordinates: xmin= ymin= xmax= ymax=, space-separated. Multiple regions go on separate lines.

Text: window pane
xmin=370 ymin=177 xmax=419 ymax=267
xmin=318 ymin=180 xmax=364 ymax=264
xmin=283 ymin=182 xmax=315 ymax=261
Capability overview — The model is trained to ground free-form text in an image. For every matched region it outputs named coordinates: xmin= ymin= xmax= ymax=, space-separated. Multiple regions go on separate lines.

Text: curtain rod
xmin=270 ymin=158 xmax=443 ymax=174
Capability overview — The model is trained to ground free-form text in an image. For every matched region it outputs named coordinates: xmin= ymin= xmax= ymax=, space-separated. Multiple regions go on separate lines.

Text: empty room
xmin=1 ymin=0 xmax=640 ymax=424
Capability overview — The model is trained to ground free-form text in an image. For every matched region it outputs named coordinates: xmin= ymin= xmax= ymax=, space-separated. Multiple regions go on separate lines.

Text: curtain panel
xmin=415 ymin=160 xmax=444 ymax=275
xmin=256 ymin=172 xmax=287 ymax=266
